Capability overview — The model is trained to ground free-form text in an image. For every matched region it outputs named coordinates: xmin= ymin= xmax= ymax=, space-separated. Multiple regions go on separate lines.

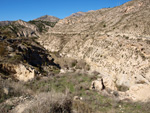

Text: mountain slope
xmin=49 ymin=0 xmax=150 ymax=36
xmin=0 ymin=20 xmax=40 ymax=38
xmin=38 ymin=0 xmax=150 ymax=101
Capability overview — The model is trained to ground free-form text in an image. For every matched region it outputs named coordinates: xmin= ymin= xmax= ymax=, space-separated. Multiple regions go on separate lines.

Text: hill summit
xmin=34 ymin=15 xmax=60 ymax=22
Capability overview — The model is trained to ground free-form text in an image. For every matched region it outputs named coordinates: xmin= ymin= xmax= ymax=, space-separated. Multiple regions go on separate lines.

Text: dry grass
xmin=0 ymin=79 xmax=33 ymax=103
xmin=23 ymin=91 xmax=72 ymax=113
xmin=24 ymin=72 xmax=150 ymax=113
xmin=1 ymin=72 xmax=150 ymax=113
xmin=73 ymin=100 xmax=92 ymax=113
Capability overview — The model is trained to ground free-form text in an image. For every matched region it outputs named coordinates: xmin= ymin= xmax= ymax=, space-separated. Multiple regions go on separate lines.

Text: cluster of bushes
xmin=23 ymin=91 xmax=72 ymax=113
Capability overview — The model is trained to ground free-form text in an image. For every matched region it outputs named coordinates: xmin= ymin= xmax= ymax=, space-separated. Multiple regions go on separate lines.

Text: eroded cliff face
xmin=39 ymin=34 xmax=150 ymax=86
xmin=39 ymin=33 xmax=150 ymax=102
xmin=38 ymin=0 xmax=150 ymax=101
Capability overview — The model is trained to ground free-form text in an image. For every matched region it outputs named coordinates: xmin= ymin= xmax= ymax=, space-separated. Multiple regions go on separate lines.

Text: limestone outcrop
xmin=0 ymin=63 xmax=35 ymax=82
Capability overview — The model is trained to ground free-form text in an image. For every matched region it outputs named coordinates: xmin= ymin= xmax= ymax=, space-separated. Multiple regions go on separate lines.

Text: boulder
xmin=91 ymin=75 xmax=117 ymax=91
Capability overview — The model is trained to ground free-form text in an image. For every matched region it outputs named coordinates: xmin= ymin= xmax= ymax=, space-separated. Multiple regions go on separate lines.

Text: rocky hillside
xmin=0 ymin=20 xmax=39 ymax=38
xmin=1 ymin=0 xmax=150 ymax=112
xmin=38 ymin=0 xmax=150 ymax=101
xmin=0 ymin=18 xmax=59 ymax=38
xmin=46 ymin=0 xmax=149 ymax=36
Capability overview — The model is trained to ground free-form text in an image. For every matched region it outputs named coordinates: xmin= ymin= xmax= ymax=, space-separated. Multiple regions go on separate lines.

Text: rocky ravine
xmin=38 ymin=0 xmax=150 ymax=101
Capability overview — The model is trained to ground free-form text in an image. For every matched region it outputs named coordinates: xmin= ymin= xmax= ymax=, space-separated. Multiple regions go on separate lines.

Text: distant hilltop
xmin=0 ymin=21 xmax=13 ymax=26
xmin=34 ymin=15 xmax=60 ymax=22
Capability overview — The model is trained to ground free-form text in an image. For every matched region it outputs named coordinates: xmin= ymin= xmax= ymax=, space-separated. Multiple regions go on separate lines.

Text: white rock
xmin=14 ymin=64 xmax=35 ymax=82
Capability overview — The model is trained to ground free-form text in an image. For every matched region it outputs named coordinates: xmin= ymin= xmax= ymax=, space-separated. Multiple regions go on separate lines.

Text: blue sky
xmin=0 ymin=0 xmax=131 ymax=21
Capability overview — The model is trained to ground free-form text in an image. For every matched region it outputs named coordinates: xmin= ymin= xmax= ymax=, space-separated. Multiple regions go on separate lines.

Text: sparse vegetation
xmin=0 ymin=79 xmax=24 ymax=103
xmin=23 ymin=91 xmax=72 ymax=113
xmin=29 ymin=20 xmax=57 ymax=32
xmin=1 ymin=72 xmax=150 ymax=113
xmin=22 ymin=73 xmax=150 ymax=113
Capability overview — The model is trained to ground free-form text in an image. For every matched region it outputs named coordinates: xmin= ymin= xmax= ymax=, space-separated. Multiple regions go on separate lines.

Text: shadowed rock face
xmin=37 ymin=0 xmax=150 ymax=101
